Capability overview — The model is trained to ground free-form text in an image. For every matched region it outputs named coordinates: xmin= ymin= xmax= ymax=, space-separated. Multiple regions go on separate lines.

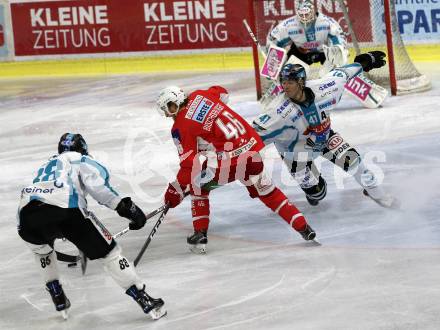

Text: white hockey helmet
xmin=297 ymin=1 xmax=316 ymax=25
xmin=156 ymin=86 xmax=187 ymax=116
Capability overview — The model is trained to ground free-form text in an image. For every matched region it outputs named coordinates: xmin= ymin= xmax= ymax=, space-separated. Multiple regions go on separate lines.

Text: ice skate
xmin=187 ymin=230 xmax=208 ymax=254
xmin=46 ymin=280 xmax=70 ymax=320
xmin=363 ymin=189 xmax=400 ymax=209
xmin=298 ymin=224 xmax=316 ymax=241
xmin=126 ymin=285 xmax=166 ymax=320
xmin=306 ymin=195 xmax=320 ymax=206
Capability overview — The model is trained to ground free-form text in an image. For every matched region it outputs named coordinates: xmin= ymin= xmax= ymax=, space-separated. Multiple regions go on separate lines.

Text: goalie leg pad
xmin=191 ymin=195 xmax=210 ymax=232
xmin=101 ymin=244 xmax=143 ymax=290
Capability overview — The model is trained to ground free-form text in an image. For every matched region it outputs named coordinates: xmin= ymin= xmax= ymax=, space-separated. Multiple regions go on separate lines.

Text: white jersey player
xmin=17 ymin=133 xmax=166 ymax=320
xmin=265 ymin=0 xmax=388 ymax=109
xmin=267 ymin=0 xmax=347 ymax=69
xmin=253 ymin=52 xmax=397 ymax=208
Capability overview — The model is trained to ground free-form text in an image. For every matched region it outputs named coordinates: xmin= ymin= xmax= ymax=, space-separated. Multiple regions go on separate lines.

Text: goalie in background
xmin=17 ymin=133 xmax=166 ymax=320
xmin=265 ymin=0 xmax=388 ymax=108
xmin=156 ymin=85 xmax=316 ymax=254
xmin=253 ymin=52 xmax=398 ymax=209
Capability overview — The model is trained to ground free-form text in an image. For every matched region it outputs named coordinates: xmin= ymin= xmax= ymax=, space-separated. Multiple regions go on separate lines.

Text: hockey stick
xmin=243 ymin=19 xmax=267 ymax=59
xmin=55 ymin=251 xmax=80 ymax=263
xmin=134 ymin=204 xmax=170 ymax=267
xmin=112 ymin=203 xmax=170 ymax=240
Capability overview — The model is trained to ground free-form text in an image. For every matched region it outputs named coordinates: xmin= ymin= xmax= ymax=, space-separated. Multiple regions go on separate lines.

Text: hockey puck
xmin=67 ymin=262 xmax=77 ymax=267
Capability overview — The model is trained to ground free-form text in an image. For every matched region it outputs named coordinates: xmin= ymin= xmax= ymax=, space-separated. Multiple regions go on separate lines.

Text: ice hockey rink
xmin=1 ymin=64 xmax=439 ymax=330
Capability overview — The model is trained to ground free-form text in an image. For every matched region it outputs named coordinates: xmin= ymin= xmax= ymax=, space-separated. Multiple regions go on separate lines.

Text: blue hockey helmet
xmin=279 ymin=63 xmax=307 ymax=84
xmin=58 ymin=133 xmax=88 ymax=155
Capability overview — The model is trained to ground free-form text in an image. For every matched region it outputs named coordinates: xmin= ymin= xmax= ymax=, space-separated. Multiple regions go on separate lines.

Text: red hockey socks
xmin=191 ymin=196 xmax=210 ymax=231
xmin=259 ymin=188 xmax=307 ymax=231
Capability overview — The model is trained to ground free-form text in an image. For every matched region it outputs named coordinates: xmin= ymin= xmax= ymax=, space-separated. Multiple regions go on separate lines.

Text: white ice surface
xmin=1 ymin=64 xmax=440 ymax=329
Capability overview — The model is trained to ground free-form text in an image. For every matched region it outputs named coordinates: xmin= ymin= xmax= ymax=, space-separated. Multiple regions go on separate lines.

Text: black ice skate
xmin=363 ymin=189 xmax=400 ymax=209
xmin=187 ymin=230 xmax=208 ymax=254
xmin=298 ymin=224 xmax=316 ymax=241
xmin=46 ymin=280 xmax=71 ymax=320
xmin=126 ymin=285 xmax=166 ymax=320
xmin=306 ymin=195 xmax=320 ymax=206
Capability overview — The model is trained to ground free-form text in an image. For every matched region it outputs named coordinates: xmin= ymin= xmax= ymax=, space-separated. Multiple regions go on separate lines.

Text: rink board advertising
xmin=10 ymin=0 xmax=248 ymax=56
xmin=9 ymin=0 xmax=440 ymax=57
xmin=0 ymin=3 xmax=8 ymax=57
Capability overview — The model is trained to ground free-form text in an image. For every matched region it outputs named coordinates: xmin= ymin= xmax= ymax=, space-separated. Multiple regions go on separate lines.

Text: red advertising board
xmin=11 ymin=0 xmax=251 ymax=56
xmin=10 ymin=0 xmax=373 ymax=56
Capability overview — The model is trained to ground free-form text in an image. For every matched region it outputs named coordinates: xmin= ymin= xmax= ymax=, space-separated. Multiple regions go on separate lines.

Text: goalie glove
xmin=354 ymin=51 xmax=386 ymax=72
xmin=116 ymin=197 xmax=147 ymax=230
xmin=305 ymin=51 xmax=326 ymax=65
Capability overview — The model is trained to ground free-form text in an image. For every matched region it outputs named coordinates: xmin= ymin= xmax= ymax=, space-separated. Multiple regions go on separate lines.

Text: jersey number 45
xmin=215 ymin=111 xmax=247 ymax=140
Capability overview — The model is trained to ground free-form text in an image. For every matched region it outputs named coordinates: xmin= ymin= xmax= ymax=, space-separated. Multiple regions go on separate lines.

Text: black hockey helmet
xmin=58 ymin=133 xmax=88 ymax=155
xmin=279 ymin=63 xmax=307 ymax=84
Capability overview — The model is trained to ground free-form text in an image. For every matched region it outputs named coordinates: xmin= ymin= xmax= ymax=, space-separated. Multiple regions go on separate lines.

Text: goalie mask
xmin=296 ymin=1 xmax=316 ymax=25
xmin=279 ymin=63 xmax=307 ymax=86
xmin=58 ymin=133 xmax=88 ymax=155
xmin=156 ymin=86 xmax=187 ymax=116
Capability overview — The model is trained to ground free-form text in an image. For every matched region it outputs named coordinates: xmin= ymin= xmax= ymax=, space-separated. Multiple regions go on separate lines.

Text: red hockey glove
xmin=164 ymin=182 xmax=185 ymax=208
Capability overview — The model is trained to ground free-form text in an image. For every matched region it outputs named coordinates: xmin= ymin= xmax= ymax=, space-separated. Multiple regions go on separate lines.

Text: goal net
xmin=248 ymin=0 xmax=431 ymax=97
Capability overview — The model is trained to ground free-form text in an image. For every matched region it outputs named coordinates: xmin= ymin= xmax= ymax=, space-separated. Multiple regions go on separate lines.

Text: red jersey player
xmin=156 ymin=85 xmax=316 ymax=253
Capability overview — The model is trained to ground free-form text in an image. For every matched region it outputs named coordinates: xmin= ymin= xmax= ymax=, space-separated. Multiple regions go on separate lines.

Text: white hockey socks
xmin=352 ymin=160 xmax=385 ymax=199
xmin=33 ymin=249 xmax=60 ymax=284
xmin=101 ymin=245 xmax=144 ymax=291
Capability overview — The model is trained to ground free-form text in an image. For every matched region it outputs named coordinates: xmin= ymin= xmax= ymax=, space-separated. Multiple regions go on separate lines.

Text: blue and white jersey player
xmin=253 ymin=52 xmax=397 ymax=208
xmin=266 ymin=0 xmax=347 ymax=69
xmin=17 ymin=133 xmax=166 ymax=320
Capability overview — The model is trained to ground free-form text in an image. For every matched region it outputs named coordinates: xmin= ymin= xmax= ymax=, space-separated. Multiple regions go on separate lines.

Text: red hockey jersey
xmin=171 ymin=86 xmax=264 ymax=184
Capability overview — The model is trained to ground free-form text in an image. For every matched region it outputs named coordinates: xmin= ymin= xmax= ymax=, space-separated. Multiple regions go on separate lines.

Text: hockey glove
xmin=305 ymin=51 xmax=326 ymax=65
xmin=354 ymin=51 xmax=386 ymax=72
xmin=116 ymin=197 xmax=147 ymax=230
xmin=164 ymin=182 xmax=185 ymax=208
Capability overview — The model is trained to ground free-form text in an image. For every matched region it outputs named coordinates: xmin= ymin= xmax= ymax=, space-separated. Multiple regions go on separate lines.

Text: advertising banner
xmin=11 ymin=0 xmax=251 ymax=56
xmin=0 ymin=3 xmax=9 ymax=57
xmin=383 ymin=1 xmax=440 ymax=43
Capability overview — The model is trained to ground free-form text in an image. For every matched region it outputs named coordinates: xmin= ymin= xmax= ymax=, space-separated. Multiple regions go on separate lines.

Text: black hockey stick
xmin=134 ymin=204 xmax=170 ymax=267
xmin=55 ymin=251 xmax=80 ymax=263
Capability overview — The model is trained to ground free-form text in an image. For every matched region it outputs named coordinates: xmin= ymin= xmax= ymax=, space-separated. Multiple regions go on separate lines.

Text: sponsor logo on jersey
xmin=191 ymin=98 xmax=214 ymax=123
xmin=185 ymin=95 xmax=203 ymax=119
xmin=302 ymin=41 xmax=319 ymax=49
xmin=318 ymin=98 xmax=336 ymax=110
xmin=319 ymin=81 xmax=336 ymax=91
xmin=22 ymin=186 xmax=55 ymax=194
xmin=203 ymin=103 xmax=223 ymax=131
xmin=276 ymin=99 xmax=291 ymax=115
xmin=316 ymin=25 xmax=330 ymax=32
xmin=228 ymin=137 xmax=257 ymax=158
xmin=288 ymin=29 xmax=303 ymax=35
xmin=344 ymin=76 xmax=372 ymax=101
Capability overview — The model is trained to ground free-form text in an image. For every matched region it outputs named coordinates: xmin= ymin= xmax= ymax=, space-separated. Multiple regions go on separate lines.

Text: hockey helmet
xmin=156 ymin=86 xmax=187 ymax=116
xmin=279 ymin=63 xmax=307 ymax=84
xmin=58 ymin=133 xmax=88 ymax=155
xmin=297 ymin=1 xmax=316 ymax=25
